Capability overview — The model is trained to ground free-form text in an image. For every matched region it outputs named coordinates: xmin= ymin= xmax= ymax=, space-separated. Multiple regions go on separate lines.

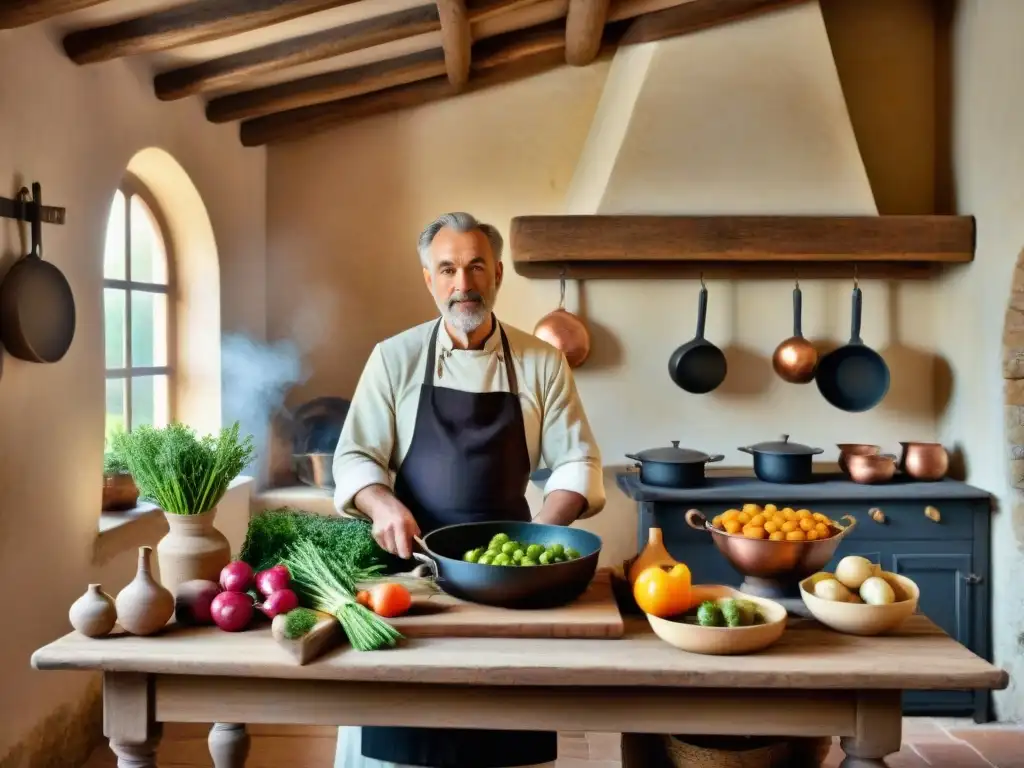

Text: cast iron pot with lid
xmin=737 ymin=434 xmax=824 ymax=484
xmin=626 ymin=441 xmax=725 ymax=488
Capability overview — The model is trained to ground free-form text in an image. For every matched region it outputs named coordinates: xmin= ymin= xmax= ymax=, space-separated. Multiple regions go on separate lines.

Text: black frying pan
xmin=412 ymin=521 xmax=601 ymax=609
xmin=0 ymin=183 xmax=76 ymax=363
xmin=815 ymin=284 xmax=890 ymax=412
xmin=668 ymin=279 xmax=727 ymax=394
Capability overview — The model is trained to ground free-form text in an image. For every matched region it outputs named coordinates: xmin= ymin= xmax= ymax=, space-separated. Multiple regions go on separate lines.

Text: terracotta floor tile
xmin=912 ymin=741 xmax=995 ymax=767
xmin=903 ymin=717 xmax=956 ymax=742
xmin=949 ymin=730 xmax=1024 ymax=768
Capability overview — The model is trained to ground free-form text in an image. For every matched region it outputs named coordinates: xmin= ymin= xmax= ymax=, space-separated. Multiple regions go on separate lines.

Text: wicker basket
xmin=664 ymin=735 xmax=831 ymax=768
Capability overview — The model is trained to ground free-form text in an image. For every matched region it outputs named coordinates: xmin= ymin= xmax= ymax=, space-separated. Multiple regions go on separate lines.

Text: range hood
xmin=510 ymin=1 xmax=974 ymax=279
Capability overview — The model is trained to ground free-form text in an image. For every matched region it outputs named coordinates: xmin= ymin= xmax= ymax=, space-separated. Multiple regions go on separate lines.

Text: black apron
xmin=361 ymin=318 xmax=557 ymax=768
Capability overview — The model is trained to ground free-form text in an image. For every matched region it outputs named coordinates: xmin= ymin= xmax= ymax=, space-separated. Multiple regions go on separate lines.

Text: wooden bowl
xmin=799 ymin=571 xmax=919 ymax=636
xmin=645 ymin=585 xmax=788 ymax=655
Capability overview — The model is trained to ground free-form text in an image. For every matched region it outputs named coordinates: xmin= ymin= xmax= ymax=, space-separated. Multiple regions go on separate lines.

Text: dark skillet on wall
xmin=668 ymin=279 xmax=727 ymax=394
xmin=0 ymin=183 xmax=76 ymax=363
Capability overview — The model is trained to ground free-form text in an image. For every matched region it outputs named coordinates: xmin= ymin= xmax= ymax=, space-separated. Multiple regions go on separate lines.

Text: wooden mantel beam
xmin=565 ymin=0 xmax=610 ymax=66
xmin=0 ymin=0 xmax=111 ymax=29
xmin=154 ymin=5 xmax=441 ymax=101
xmin=436 ymin=0 xmax=472 ymax=89
xmin=62 ymin=0 xmax=362 ymax=65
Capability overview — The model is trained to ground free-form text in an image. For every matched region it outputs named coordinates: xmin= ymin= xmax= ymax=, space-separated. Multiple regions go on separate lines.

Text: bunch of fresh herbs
xmin=282 ymin=539 xmax=404 ymax=651
xmin=103 ymin=449 xmax=130 ymax=477
xmin=239 ymin=507 xmax=396 ymax=574
xmin=110 ymin=421 xmax=255 ymax=516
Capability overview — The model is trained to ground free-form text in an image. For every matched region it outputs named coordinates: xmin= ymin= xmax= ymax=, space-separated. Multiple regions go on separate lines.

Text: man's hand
xmin=355 ymin=484 xmax=421 ymax=559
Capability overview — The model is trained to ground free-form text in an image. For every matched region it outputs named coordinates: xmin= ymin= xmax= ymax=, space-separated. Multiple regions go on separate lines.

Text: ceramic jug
xmin=157 ymin=507 xmax=232 ymax=593
xmin=116 ymin=546 xmax=174 ymax=636
xmin=68 ymin=584 xmax=117 ymax=637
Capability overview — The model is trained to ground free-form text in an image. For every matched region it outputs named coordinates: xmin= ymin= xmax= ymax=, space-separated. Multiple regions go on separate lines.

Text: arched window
xmin=103 ymin=174 xmax=174 ymax=447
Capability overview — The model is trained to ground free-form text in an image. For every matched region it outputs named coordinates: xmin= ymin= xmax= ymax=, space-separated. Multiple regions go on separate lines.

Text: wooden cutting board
xmin=272 ymin=570 xmax=624 ymax=665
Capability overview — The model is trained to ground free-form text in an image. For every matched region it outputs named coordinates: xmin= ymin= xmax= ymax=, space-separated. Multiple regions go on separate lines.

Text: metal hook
xmin=558 ymin=268 xmax=566 ymax=309
xmin=853 ymin=263 xmax=859 ymax=289
xmin=700 ymin=272 xmax=706 ymax=290
xmin=794 ymin=269 xmax=800 ymax=290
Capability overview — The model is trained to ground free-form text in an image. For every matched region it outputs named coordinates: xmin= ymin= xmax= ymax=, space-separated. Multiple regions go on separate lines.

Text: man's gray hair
xmin=417 ymin=212 xmax=504 ymax=268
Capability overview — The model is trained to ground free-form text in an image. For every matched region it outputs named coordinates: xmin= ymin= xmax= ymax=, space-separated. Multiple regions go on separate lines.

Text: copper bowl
xmin=845 ymin=453 xmax=897 ymax=484
xmin=685 ymin=509 xmax=857 ymax=581
xmin=534 ymin=308 xmax=591 ymax=368
xmin=898 ymin=442 xmax=949 ymax=481
xmin=836 ymin=443 xmax=881 ymax=474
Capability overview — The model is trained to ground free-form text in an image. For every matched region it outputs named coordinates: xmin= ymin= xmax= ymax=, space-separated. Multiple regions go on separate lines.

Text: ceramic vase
xmin=628 ymin=527 xmax=680 ymax=584
xmin=156 ymin=507 xmax=232 ymax=594
xmin=68 ymin=584 xmax=117 ymax=637
xmin=116 ymin=546 xmax=174 ymax=636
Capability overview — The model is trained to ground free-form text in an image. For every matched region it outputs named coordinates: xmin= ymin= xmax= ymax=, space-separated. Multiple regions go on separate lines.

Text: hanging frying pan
xmin=668 ymin=278 xmax=727 ymax=394
xmin=0 ymin=183 xmax=76 ymax=363
xmin=815 ymin=281 xmax=890 ymax=412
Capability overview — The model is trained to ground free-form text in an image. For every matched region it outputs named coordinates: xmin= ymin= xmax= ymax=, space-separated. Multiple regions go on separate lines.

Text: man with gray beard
xmin=331 ymin=212 xmax=605 ymax=768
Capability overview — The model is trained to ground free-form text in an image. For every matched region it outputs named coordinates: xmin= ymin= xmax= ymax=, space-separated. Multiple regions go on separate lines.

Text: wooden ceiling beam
xmin=437 ymin=0 xmax=472 ymax=89
xmin=153 ymin=0 xmax=551 ymax=101
xmin=565 ymin=0 xmax=610 ymax=66
xmin=62 ymin=0 xmax=362 ymax=65
xmin=207 ymin=49 xmax=448 ymax=123
xmin=155 ymin=5 xmax=441 ymax=101
xmin=618 ymin=0 xmax=810 ymax=46
xmin=0 ymin=0 xmax=111 ymax=29
xmin=239 ymin=23 xmax=581 ymax=147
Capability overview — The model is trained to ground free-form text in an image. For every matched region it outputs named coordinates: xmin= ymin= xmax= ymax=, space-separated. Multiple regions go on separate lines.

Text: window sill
xmin=93 ymin=475 xmax=255 ymax=566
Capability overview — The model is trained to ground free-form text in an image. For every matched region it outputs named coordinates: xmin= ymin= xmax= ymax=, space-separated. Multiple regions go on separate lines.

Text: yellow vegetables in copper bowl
xmin=633 ymin=565 xmax=788 ymax=655
xmin=799 ymin=556 xmax=919 ymax=636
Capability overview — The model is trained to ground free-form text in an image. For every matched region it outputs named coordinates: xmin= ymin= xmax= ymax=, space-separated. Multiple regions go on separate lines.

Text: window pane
xmin=103 ymin=288 xmax=126 ymax=369
xmin=131 ymin=291 xmax=167 ymax=367
xmin=130 ymin=375 xmax=169 ymax=431
xmin=130 ymin=195 xmax=168 ymax=285
xmin=103 ymin=190 xmax=126 ymax=280
xmin=105 ymin=378 xmax=126 ymax=448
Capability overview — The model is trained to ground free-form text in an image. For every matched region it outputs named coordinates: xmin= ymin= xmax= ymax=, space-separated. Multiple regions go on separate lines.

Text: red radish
xmin=219 ymin=561 xmax=254 ymax=593
xmin=255 ymin=564 xmax=291 ymax=597
xmin=211 ymin=591 xmax=254 ymax=632
xmin=174 ymin=580 xmax=221 ymax=626
xmin=259 ymin=588 xmax=299 ymax=618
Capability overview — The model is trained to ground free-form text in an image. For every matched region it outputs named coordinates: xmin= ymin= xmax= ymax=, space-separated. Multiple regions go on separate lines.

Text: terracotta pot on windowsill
xmin=102 ymin=473 xmax=139 ymax=511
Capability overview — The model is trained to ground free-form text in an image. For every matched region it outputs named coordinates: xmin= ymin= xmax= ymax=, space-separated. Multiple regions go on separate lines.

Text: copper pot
xmin=899 ymin=442 xmax=949 ymax=481
xmin=533 ymin=275 xmax=591 ymax=368
xmin=685 ymin=509 xmax=857 ymax=581
xmin=772 ymin=281 xmax=818 ymax=384
xmin=836 ymin=443 xmax=881 ymax=474
xmin=845 ymin=452 xmax=897 ymax=484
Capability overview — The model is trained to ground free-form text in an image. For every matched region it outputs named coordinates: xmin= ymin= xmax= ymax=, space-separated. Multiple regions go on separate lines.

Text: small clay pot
xmin=102 ymin=474 xmax=139 ymax=511
xmin=115 ymin=546 xmax=174 ymax=636
xmin=69 ymin=584 xmax=117 ymax=637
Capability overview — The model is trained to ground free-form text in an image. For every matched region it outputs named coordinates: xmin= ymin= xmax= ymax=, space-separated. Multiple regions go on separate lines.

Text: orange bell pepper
xmin=632 ymin=563 xmax=692 ymax=618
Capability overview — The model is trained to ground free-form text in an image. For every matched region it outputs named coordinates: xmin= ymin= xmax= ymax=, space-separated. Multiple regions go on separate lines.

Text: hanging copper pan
xmin=772 ymin=278 xmax=818 ymax=384
xmin=533 ymin=272 xmax=591 ymax=368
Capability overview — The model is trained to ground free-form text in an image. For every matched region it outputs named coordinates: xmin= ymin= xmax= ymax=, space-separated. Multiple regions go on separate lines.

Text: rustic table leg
xmin=839 ymin=691 xmax=902 ymax=767
xmin=209 ymin=723 xmax=250 ymax=768
xmin=104 ymin=672 xmax=162 ymax=768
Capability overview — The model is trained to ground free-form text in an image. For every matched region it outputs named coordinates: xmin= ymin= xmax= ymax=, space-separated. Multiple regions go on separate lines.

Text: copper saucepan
xmin=533 ymin=272 xmax=591 ymax=368
xmin=772 ymin=279 xmax=818 ymax=384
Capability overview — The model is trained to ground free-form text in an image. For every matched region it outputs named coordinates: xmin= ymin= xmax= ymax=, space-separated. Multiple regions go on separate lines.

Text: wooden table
xmin=31 ymin=614 xmax=1008 ymax=768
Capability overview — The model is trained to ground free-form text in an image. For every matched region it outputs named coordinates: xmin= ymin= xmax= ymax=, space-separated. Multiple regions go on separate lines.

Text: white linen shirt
xmin=332 ymin=318 xmax=606 ymax=520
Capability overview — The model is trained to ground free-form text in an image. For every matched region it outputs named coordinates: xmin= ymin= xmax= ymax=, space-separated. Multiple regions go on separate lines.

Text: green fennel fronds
xmin=283 ymin=539 xmax=403 ymax=652
xmin=110 ymin=421 xmax=255 ymax=515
